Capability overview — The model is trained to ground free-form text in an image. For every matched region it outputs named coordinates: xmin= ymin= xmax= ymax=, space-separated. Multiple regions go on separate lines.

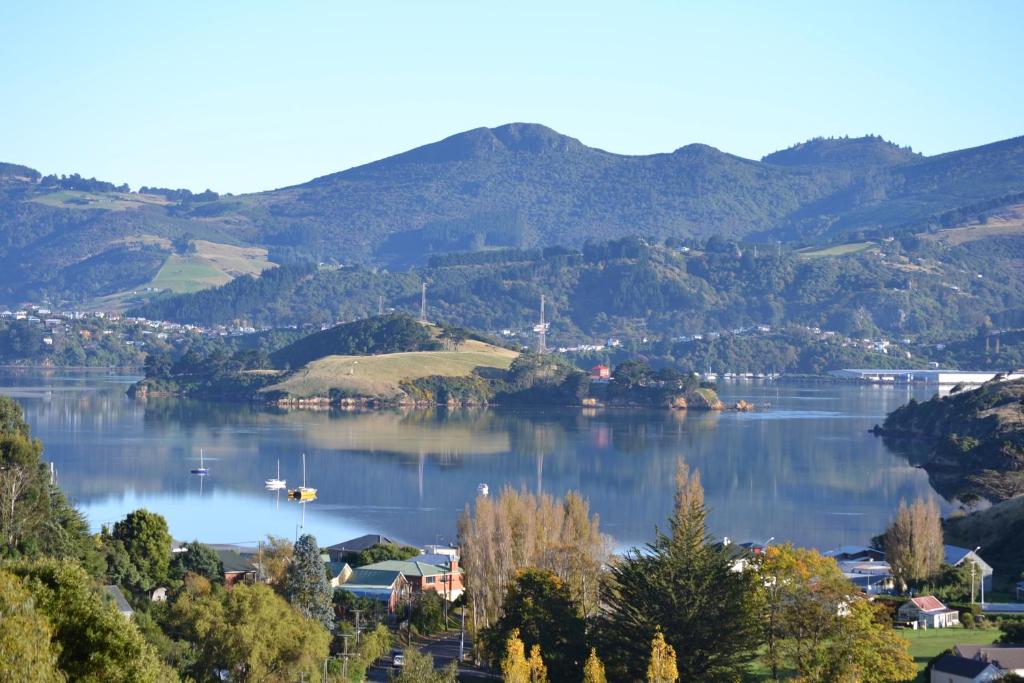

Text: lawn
xmin=262 ymin=339 xmax=518 ymax=400
xmin=900 ymin=627 xmax=1000 ymax=680
xmin=149 ymin=254 xmax=233 ymax=293
xmin=797 ymin=242 xmax=875 ymax=258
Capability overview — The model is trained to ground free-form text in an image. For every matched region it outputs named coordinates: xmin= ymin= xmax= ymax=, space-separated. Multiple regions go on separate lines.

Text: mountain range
xmin=2 ymin=123 xmax=1024 ymax=304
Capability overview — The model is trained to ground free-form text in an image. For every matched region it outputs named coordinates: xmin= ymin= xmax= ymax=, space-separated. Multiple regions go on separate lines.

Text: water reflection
xmin=0 ymin=371 xmax=940 ymax=551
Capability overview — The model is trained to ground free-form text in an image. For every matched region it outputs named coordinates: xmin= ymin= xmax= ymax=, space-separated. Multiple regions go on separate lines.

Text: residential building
xmin=216 ymin=549 xmax=258 ymax=587
xmin=333 ymin=565 xmax=410 ymax=613
xmin=944 ymin=545 xmax=993 ymax=592
xmin=358 ymin=558 xmax=464 ymax=602
xmin=836 ymin=559 xmax=893 ymax=595
xmin=590 ymin=364 xmax=611 ymax=380
xmin=822 ymin=545 xmax=886 ymax=562
xmin=954 ymin=644 xmax=1024 ymax=676
xmin=325 ymin=534 xmax=400 ymax=563
xmin=103 ymin=585 xmax=134 ymax=619
xmin=897 ymin=596 xmax=960 ymax=628
xmin=929 ymin=654 xmax=1000 ymax=683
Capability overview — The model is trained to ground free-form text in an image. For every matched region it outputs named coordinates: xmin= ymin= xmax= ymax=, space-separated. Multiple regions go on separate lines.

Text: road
xmin=366 ymin=629 xmax=500 ymax=681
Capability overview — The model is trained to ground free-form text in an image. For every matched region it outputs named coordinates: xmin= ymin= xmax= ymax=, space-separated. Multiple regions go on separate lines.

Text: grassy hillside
xmin=5 ymin=125 xmax=1024 ymax=304
xmin=261 ymin=340 xmax=518 ymax=400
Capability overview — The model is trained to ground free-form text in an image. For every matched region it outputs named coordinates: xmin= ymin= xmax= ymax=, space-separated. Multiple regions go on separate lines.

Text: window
xmin=425 ymin=576 xmax=435 ymax=584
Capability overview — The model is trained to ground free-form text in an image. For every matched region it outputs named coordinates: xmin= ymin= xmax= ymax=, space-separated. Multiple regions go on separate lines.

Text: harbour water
xmin=2 ymin=370 xmax=942 ymax=552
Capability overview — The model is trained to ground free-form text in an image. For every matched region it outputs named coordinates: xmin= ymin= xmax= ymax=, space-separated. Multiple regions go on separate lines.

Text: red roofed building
xmin=590 ymin=364 xmax=611 ymax=380
xmin=897 ymin=595 xmax=960 ymax=628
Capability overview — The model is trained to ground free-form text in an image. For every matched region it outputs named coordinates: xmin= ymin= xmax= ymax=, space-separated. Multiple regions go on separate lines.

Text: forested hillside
xmin=132 ymin=234 xmax=1024 ymax=352
xmin=3 ymin=124 xmax=1024 ymax=304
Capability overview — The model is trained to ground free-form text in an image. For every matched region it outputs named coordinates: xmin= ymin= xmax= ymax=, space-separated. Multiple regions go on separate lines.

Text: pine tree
xmin=582 ymin=649 xmax=607 ymax=683
xmin=285 ymin=534 xmax=333 ymax=629
xmin=646 ymin=630 xmax=678 ymax=683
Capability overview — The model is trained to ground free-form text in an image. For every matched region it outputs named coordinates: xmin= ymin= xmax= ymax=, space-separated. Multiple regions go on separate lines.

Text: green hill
xmin=269 ymin=314 xmax=439 ymax=369
xmin=4 ymin=124 xmax=1024 ymax=304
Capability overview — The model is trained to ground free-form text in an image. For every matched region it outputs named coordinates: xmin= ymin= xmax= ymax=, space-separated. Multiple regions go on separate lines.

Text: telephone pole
xmin=420 ymin=283 xmax=427 ymax=323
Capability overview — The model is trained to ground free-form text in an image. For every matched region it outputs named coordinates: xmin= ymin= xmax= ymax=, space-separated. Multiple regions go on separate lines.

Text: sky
xmin=2 ymin=1 xmax=1022 ymax=194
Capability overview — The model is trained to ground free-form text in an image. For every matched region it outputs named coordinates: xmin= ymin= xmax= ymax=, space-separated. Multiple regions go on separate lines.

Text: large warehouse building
xmin=828 ymin=369 xmax=1024 ymax=384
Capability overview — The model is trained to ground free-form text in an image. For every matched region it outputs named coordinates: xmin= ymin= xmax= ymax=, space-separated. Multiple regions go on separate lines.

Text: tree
xmin=259 ymin=535 xmax=293 ymax=593
xmin=6 ymin=558 xmax=177 ymax=683
xmin=594 ymin=461 xmax=761 ymax=681
xmin=883 ymin=498 xmax=943 ymax=591
xmin=999 ymin=621 xmax=1024 ymax=644
xmin=169 ymin=540 xmax=224 ymax=583
xmin=394 ymin=646 xmax=458 ymax=683
xmin=111 ymin=509 xmax=172 ymax=592
xmin=353 ymin=542 xmax=422 ymax=567
xmin=528 ymin=644 xmax=549 ymax=683
xmin=759 ymin=545 xmax=915 ymax=682
xmin=502 ymin=629 xmax=532 ymax=683
xmin=0 ymin=570 xmax=62 ymax=682
xmin=346 ymin=623 xmax=392 ymax=682
xmin=286 ymin=533 xmax=333 ymax=629
xmin=481 ymin=569 xmax=587 ymax=683
xmin=411 ymin=589 xmax=446 ymax=634
xmin=169 ymin=581 xmax=330 ymax=682
xmin=646 ymin=630 xmax=678 ymax=683
xmin=582 ymin=649 xmax=607 ymax=683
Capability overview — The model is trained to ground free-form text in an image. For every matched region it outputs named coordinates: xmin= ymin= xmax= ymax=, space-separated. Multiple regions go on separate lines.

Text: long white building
xmin=829 ymin=368 xmax=1024 ymax=384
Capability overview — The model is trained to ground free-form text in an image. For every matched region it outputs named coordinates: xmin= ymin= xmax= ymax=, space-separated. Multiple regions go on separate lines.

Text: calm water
xmin=1 ymin=370 xmax=944 ymax=552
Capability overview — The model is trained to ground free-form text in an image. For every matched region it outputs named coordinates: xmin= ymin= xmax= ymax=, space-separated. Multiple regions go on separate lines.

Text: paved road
xmin=366 ymin=629 xmax=499 ymax=681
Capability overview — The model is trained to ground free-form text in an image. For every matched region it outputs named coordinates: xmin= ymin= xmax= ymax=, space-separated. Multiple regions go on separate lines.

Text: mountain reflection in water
xmin=1 ymin=370 xmax=942 ymax=551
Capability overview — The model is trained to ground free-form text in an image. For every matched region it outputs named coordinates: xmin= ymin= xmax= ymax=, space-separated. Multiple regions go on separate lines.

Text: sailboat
xmin=265 ymin=460 xmax=286 ymax=490
xmin=190 ymin=449 xmax=209 ymax=476
xmin=288 ymin=453 xmax=317 ymax=501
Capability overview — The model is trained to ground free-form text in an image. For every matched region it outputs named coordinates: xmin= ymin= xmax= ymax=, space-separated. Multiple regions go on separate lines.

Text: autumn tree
xmin=502 ymin=629 xmax=531 ymax=683
xmin=481 ymin=569 xmax=586 ymax=682
xmin=259 ymin=534 xmax=293 ymax=593
xmin=883 ymin=498 xmax=943 ymax=590
xmin=528 ymin=644 xmax=550 ymax=683
xmin=646 ymin=630 xmax=678 ymax=683
xmin=594 ymin=461 xmax=761 ymax=681
xmin=458 ymin=488 xmax=608 ymax=634
xmin=582 ymin=649 xmax=607 ymax=683
xmin=0 ymin=570 xmax=62 ymax=682
xmin=286 ymin=533 xmax=333 ymax=629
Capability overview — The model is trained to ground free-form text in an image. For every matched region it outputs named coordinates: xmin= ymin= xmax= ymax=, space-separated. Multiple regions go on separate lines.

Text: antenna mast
xmin=537 ymin=294 xmax=547 ymax=354
xmin=419 ymin=283 xmax=427 ymax=322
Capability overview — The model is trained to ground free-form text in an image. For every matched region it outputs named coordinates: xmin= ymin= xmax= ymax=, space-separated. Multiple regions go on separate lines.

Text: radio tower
xmin=537 ymin=294 xmax=547 ymax=354
xmin=419 ymin=283 xmax=428 ymax=323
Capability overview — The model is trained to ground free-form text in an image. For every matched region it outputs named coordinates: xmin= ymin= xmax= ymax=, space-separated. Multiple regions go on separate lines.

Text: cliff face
xmin=879 ymin=378 xmax=1024 ymax=501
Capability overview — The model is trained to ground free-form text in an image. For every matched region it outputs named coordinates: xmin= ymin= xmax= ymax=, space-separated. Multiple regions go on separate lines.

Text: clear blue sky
xmin=2 ymin=1 xmax=1022 ymax=193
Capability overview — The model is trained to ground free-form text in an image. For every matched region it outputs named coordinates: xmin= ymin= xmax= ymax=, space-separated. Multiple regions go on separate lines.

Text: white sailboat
xmin=265 ymin=459 xmax=286 ymax=490
xmin=288 ymin=453 xmax=317 ymax=501
xmin=190 ymin=449 xmax=209 ymax=476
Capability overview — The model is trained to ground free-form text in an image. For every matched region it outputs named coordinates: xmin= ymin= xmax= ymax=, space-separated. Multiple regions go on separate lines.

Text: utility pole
xmin=420 ymin=283 xmax=427 ymax=323
xmin=536 ymin=294 xmax=547 ymax=354
xmin=459 ymin=604 xmax=466 ymax=663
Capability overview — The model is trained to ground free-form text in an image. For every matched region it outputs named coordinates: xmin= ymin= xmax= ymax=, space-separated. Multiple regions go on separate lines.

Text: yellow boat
xmin=288 ymin=453 xmax=318 ymax=501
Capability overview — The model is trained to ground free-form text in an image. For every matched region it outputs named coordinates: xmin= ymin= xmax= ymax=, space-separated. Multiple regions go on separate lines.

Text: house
xmin=929 ymin=654 xmax=1000 ymax=683
xmin=944 ymin=545 xmax=993 ymax=592
xmin=590 ymin=364 xmax=611 ymax=380
xmin=358 ymin=558 xmax=464 ymax=601
xmin=898 ymin=596 xmax=960 ymax=628
xmin=334 ymin=565 xmax=411 ymax=613
xmin=955 ymin=644 xmax=1024 ymax=676
xmin=216 ymin=549 xmax=258 ymax=587
xmin=836 ymin=559 xmax=894 ymax=595
xmin=103 ymin=585 xmax=134 ymax=619
xmin=325 ymin=534 xmax=400 ymax=563
xmin=823 ymin=545 xmax=886 ymax=562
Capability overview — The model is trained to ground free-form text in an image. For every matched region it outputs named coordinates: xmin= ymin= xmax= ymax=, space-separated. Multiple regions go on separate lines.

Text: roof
xmin=326 ymin=534 xmax=398 ymax=553
xmin=343 ymin=568 xmax=403 ymax=588
xmin=103 ymin=585 xmax=133 ymax=614
xmin=944 ymin=544 xmax=990 ymax=570
xmin=907 ymin=595 xmax=946 ymax=612
xmin=823 ymin=545 xmax=885 ymax=560
xmin=418 ymin=553 xmax=456 ymax=568
xmin=359 ymin=559 xmax=447 ymax=577
xmin=216 ymin=549 xmax=257 ymax=574
xmin=955 ymin=645 xmax=1024 ymax=670
xmin=930 ymin=654 xmax=996 ymax=678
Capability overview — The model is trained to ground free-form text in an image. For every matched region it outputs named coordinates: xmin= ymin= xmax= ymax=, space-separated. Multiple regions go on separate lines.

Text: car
xmin=393 ymin=654 xmax=404 ymax=668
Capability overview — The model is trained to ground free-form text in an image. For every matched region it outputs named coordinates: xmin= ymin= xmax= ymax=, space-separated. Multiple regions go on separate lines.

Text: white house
xmin=929 ymin=655 xmax=1000 ymax=683
xmin=944 ymin=545 xmax=993 ymax=592
xmin=897 ymin=596 xmax=960 ymax=628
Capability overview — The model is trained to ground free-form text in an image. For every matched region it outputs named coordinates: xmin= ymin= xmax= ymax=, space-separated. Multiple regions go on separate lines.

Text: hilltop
xmin=3 ymin=124 xmax=1024 ymax=304
xmin=879 ymin=378 xmax=1024 ymax=501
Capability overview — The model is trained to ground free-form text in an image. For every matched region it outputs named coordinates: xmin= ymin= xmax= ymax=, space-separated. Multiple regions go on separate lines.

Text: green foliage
xmin=410 ymin=590 xmax=446 ymax=635
xmin=482 ymin=569 xmax=587 ymax=683
xmin=345 ymin=623 xmax=392 ymax=682
xmin=352 ymin=542 xmax=422 ymax=567
xmin=999 ymin=620 xmax=1024 ymax=644
xmin=270 ymin=313 xmax=439 ymax=369
xmin=169 ymin=541 xmax=224 ymax=584
xmin=0 ymin=570 xmax=63 ymax=682
xmin=111 ymin=509 xmax=172 ymax=593
xmin=394 ymin=647 xmax=458 ymax=683
xmin=5 ymin=558 xmax=178 ymax=682
xmin=285 ymin=533 xmax=334 ymax=629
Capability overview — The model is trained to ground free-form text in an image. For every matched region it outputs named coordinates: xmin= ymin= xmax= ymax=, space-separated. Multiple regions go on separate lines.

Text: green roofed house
xmin=357 ymin=558 xmax=464 ymax=602
xmin=333 ymin=564 xmax=411 ymax=613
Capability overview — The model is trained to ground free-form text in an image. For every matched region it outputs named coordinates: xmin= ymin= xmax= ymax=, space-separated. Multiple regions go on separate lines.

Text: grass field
xmin=263 ymin=339 xmax=518 ymax=400
xmin=900 ymin=628 xmax=1000 ymax=680
xmin=144 ymin=240 xmax=276 ymax=294
xmin=797 ymin=242 xmax=876 ymax=258
xmin=30 ymin=190 xmax=170 ymax=211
